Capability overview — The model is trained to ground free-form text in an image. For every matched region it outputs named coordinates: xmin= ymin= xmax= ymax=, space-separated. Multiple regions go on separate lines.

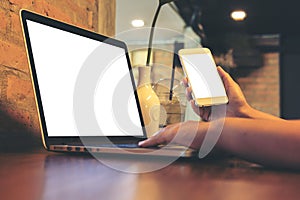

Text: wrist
xmin=237 ymin=104 xmax=256 ymax=119
xmin=236 ymin=104 xmax=282 ymax=121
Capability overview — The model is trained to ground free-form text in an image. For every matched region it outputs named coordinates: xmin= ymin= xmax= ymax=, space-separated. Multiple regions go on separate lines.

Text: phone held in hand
xmin=178 ymin=48 xmax=228 ymax=107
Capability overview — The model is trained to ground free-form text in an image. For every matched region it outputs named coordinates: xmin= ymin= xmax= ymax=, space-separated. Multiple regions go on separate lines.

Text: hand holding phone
xmin=178 ymin=48 xmax=228 ymax=107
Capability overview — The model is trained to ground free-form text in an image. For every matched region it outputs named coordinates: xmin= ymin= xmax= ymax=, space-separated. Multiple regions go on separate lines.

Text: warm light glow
xmin=131 ymin=19 xmax=145 ymax=27
xmin=231 ymin=10 xmax=247 ymax=21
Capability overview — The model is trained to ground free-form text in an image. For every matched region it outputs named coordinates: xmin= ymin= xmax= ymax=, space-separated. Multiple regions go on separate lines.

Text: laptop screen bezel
xmin=20 ymin=10 xmax=147 ymax=148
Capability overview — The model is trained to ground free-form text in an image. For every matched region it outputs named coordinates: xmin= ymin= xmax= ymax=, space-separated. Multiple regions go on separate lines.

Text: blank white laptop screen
xmin=26 ymin=20 xmax=144 ymax=137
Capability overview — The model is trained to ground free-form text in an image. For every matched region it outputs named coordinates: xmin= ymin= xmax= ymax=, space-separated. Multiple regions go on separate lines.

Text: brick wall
xmin=0 ymin=0 xmax=101 ymax=150
xmin=236 ymin=52 xmax=280 ymax=117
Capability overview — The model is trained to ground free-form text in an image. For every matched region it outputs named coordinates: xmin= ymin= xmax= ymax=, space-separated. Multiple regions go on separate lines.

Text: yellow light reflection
xmin=131 ymin=19 xmax=145 ymax=27
xmin=231 ymin=10 xmax=247 ymax=21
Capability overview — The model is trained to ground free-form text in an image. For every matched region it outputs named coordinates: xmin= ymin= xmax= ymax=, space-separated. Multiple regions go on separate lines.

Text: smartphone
xmin=178 ymin=48 xmax=228 ymax=107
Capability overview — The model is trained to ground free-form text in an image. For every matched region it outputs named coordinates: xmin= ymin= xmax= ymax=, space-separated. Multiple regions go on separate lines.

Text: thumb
xmin=217 ymin=66 xmax=234 ymax=88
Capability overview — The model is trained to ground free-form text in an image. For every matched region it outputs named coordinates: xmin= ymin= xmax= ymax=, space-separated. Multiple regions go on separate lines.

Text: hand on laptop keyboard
xmin=139 ymin=121 xmax=207 ymax=149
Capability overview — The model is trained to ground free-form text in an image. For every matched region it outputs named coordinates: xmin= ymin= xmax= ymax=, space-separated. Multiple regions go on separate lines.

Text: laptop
xmin=20 ymin=10 xmax=196 ymax=158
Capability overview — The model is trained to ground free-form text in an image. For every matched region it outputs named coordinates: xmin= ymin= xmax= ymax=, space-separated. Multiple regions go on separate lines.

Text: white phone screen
xmin=181 ymin=53 xmax=227 ymax=99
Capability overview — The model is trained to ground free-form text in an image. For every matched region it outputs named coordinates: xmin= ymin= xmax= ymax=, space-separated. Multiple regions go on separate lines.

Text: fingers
xmin=182 ymin=77 xmax=188 ymax=87
xmin=138 ymin=136 xmax=159 ymax=147
xmin=182 ymin=77 xmax=193 ymax=101
xmin=138 ymin=123 xmax=179 ymax=147
xmin=186 ymin=87 xmax=193 ymax=101
xmin=138 ymin=128 xmax=170 ymax=147
xmin=189 ymin=100 xmax=211 ymax=121
xmin=200 ymin=107 xmax=211 ymax=121
xmin=190 ymin=100 xmax=201 ymax=116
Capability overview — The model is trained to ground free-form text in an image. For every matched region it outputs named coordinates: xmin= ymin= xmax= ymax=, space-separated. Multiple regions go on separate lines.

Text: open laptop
xmin=21 ymin=10 xmax=196 ymax=157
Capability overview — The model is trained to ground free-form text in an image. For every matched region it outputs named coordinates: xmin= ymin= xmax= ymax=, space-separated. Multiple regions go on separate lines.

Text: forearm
xmin=216 ymin=118 xmax=300 ymax=170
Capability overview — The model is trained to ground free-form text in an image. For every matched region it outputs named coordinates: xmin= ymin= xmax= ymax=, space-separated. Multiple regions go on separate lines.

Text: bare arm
xmin=217 ymin=118 xmax=300 ymax=169
xmin=139 ymin=118 xmax=300 ymax=170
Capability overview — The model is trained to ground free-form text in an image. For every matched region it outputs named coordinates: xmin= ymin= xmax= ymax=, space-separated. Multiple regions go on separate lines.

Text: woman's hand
xmin=183 ymin=66 xmax=251 ymax=120
xmin=139 ymin=121 xmax=209 ymax=149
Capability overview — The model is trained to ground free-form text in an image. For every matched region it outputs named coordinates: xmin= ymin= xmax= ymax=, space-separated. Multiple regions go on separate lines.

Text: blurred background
xmin=115 ymin=0 xmax=300 ymax=120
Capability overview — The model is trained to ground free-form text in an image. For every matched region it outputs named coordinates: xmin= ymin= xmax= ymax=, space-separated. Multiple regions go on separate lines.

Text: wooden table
xmin=0 ymin=149 xmax=300 ymax=200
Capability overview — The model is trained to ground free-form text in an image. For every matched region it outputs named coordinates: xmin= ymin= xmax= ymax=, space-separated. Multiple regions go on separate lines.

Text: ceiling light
xmin=231 ymin=10 xmax=247 ymax=21
xmin=131 ymin=19 xmax=145 ymax=28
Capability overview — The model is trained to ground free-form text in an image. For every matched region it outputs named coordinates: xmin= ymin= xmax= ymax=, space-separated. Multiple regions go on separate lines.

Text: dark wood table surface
xmin=0 ymin=149 xmax=300 ymax=200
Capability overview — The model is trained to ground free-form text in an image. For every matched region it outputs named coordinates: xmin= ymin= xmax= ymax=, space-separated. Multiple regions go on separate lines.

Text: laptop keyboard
xmin=105 ymin=143 xmax=140 ymax=148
